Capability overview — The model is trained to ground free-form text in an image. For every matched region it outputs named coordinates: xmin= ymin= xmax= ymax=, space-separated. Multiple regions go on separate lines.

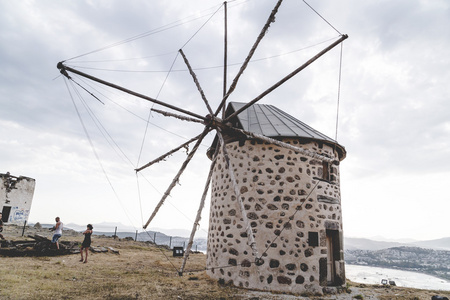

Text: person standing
xmin=80 ymin=224 xmax=93 ymax=263
xmin=0 ymin=213 xmax=4 ymax=240
xmin=50 ymin=217 xmax=63 ymax=249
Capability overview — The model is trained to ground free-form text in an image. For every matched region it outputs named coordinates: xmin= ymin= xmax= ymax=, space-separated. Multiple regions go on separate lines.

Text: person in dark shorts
xmin=51 ymin=217 xmax=63 ymax=249
xmin=80 ymin=224 xmax=93 ymax=263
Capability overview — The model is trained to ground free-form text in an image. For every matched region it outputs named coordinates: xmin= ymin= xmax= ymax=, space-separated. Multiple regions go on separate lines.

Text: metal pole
xmin=154 ymin=232 xmax=156 ymax=244
xmin=114 ymin=226 xmax=117 ymax=239
xmin=135 ymin=230 xmax=138 ymax=241
xmin=22 ymin=220 xmax=27 ymax=236
xmin=169 ymin=236 xmax=172 ymax=249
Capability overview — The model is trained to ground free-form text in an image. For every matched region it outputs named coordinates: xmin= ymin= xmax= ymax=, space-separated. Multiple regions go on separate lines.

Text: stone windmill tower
xmin=206 ymin=102 xmax=346 ymax=295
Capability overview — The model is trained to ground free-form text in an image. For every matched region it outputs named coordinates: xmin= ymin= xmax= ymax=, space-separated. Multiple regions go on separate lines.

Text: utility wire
xmin=67 ymin=35 xmax=339 ymax=74
xmin=334 ymin=42 xmax=344 ymax=143
xmin=64 ymin=2 xmax=226 ymax=62
xmin=136 ymin=51 xmax=180 ymax=168
xmin=63 ymin=77 xmax=140 ymax=232
xmin=68 ymin=75 xmax=210 ymax=235
xmin=303 ymin=0 xmax=342 ymax=35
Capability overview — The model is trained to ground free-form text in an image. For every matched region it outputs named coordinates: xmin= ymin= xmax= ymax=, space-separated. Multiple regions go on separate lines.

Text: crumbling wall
xmin=0 ymin=173 xmax=35 ymax=225
xmin=206 ymin=138 xmax=345 ymax=295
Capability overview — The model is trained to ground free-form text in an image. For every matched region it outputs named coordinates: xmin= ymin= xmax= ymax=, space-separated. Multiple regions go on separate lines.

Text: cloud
xmin=1 ymin=0 xmax=449 ymax=240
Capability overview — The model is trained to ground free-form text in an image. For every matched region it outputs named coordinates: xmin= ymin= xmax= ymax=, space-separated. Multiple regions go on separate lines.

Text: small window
xmin=322 ymin=161 xmax=330 ymax=181
xmin=308 ymin=231 xmax=319 ymax=247
xmin=1 ymin=206 xmax=11 ymax=223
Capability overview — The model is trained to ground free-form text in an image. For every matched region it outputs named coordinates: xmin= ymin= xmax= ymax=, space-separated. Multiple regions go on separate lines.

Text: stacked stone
xmin=206 ymin=138 xmax=345 ymax=295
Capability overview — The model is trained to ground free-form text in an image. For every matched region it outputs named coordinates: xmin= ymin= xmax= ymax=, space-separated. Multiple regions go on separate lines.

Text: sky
xmin=1 ymin=0 xmax=449 ymax=241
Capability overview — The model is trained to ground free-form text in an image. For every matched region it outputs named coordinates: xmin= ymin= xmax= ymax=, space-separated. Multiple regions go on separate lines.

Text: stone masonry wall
xmin=206 ymin=138 xmax=345 ymax=294
xmin=0 ymin=174 xmax=35 ymax=225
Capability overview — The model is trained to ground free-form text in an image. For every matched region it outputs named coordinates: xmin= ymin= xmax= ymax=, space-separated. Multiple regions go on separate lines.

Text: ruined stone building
xmin=206 ymin=102 xmax=347 ymax=295
xmin=0 ymin=172 xmax=35 ymax=225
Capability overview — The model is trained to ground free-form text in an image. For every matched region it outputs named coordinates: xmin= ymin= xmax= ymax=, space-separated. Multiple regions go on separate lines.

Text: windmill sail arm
xmin=179 ymin=49 xmax=214 ymax=115
xmin=215 ymin=0 xmax=284 ymax=116
xmin=151 ymin=108 xmax=205 ymax=124
xmin=225 ymin=34 xmax=348 ymax=121
xmin=57 ymin=62 xmax=207 ymax=122
xmin=179 ymin=146 xmax=219 ymax=275
xmin=135 ymin=133 xmax=203 ymax=172
xmin=142 ymin=127 xmax=211 ymax=229
xmin=217 ymin=129 xmax=259 ymax=259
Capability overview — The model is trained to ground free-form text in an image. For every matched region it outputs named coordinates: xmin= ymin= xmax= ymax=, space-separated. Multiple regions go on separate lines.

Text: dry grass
xmin=0 ymin=235 xmax=241 ymax=300
xmin=0 ymin=230 xmax=449 ymax=299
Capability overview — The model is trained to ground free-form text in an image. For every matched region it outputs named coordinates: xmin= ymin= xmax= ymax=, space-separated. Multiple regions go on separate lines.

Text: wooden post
xmin=114 ymin=226 xmax=117 ymax=239
xmin=154 ymin=232 xmax=156 ymax=244
xmin=169 ymin=236 xmax=172 ymax=249
xmin=135 ymin=230 xmax=138 ymax=241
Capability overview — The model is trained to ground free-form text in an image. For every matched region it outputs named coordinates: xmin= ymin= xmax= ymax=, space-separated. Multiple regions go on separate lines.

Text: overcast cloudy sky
xmin=1 ymin=0 xmax=449 ymax=241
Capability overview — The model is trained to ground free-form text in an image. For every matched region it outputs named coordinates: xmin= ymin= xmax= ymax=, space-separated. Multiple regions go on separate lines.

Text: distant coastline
xmin=346 ymin=264 xmax=450 ymax=291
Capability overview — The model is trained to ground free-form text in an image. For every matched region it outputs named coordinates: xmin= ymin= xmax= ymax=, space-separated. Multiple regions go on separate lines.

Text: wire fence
xmin=9 ymin=222 xmax=207 ymax=253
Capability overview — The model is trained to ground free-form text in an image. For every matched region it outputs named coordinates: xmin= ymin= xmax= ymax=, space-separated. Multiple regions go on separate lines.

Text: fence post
xmin=114 ymin=226 xmax=117 ymax=239
xmin=169 ymin=236 xmax=172 ymax=249
xmin=153 ymin=232 xmax=156 ymax=244
xmin=135 ymin=230 xmax=138 ymax=241
xmin=22 ymin=220 xmax=27 ymax=236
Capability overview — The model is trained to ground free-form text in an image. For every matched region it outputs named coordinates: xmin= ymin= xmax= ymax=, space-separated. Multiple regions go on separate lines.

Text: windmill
xmin=57 ymin=0 xmax=348 ymax=295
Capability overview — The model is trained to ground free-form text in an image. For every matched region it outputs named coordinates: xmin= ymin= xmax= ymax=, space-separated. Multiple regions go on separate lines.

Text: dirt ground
xmin=0 ymin=224 xmax=449 ymax=299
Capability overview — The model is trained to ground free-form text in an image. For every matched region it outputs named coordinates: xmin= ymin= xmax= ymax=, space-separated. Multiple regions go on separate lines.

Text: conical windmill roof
xmin=209 ymin=102 xmax=346 ymax=160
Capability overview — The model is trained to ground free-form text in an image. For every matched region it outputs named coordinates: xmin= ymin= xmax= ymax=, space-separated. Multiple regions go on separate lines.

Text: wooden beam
xmin=57 ymin=62 xmax=207 ymax=122
xmin=225 ymin=34 xmax=349 ymax=121
xmin=135 ymin=133 xmax=203 ymax=172
xmin=179 ymin=49 xmax=214 ymax=115
xmin=214 ymin=0 xmax=284 ymax=116
xmin=179 ymin=146 xmax=219 ymax=275
xmin=142 ymin=127 xmax=211 ymax=229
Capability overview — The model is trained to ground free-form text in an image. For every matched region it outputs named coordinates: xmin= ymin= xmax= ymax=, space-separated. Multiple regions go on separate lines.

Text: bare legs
xmin=80 ymin=247 xmax=89 ymax=263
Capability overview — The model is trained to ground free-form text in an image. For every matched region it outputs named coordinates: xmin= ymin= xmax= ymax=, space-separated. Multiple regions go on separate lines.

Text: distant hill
xmin=64 ymin=222 xmax=137 ymax=233
xmin=345 ymin=246 xmax=450 ymax=281
xmin=344 ymin=237 xmax=408 ymax=251
xmin=345 ymin=236 xmax=450 ymax=251
xmin=410 ymin=237 xmax=450 ymax=251
xmin=40 ymin=221 xmax=450 ymax=252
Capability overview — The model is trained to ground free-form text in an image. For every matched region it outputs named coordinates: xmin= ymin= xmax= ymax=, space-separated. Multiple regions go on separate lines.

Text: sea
xmin=346 ymin=264 xmax=450 ymax=292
